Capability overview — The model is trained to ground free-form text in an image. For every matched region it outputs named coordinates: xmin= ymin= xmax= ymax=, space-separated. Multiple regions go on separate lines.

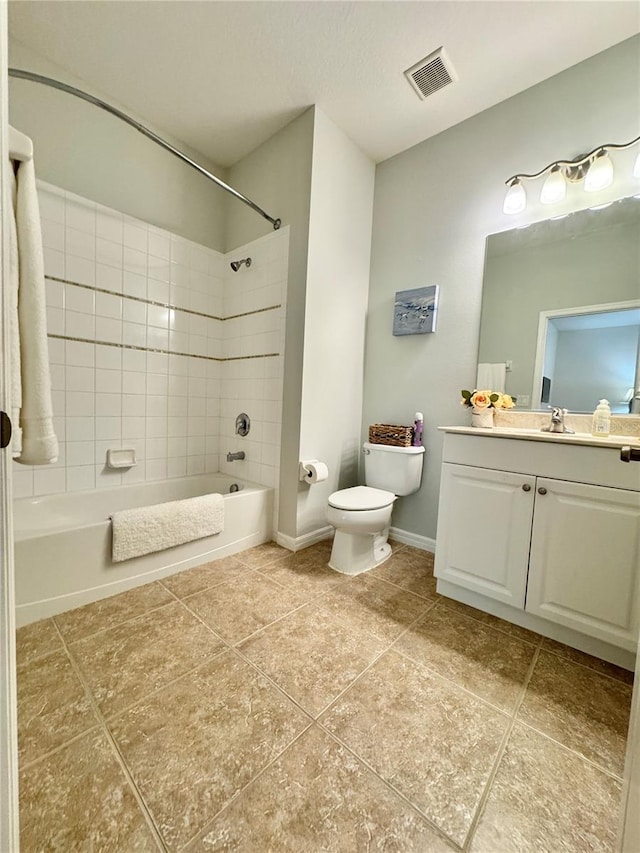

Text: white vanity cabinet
xmin=435 ymin=430 xmax=640 ymax=657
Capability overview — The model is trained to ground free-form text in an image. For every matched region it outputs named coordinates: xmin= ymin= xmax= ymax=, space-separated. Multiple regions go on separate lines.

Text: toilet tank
xmin=363 ymin=442 xmax=425 ymax=496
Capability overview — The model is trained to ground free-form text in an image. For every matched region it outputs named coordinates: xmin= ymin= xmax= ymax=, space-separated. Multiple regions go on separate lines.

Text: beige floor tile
xmin=471 ymin=722 xmax=622 ymax=853
xmin=541 ymin=637 xmax=634 ymax=684
xmin=318 ymin=574 xmax=434 ymax=644
xmin=16 ymin=617 xmax=63 ymax=667
xmin=54 ymin=581 xmax=174 ymax=643
xmin=258 ymin=549 xmax=348 ymax=600
xmin=394 ymin=603 xmax=535 ymax=712
xmin=369 ymin=546 xmax=438 ymax=600
xmin=518 ymin=650 xmax=632 ymax=776
xmin=19 ymin=728 xmax=158 ymax=852
xmin=69 ymin=601 xmax=225 ymax=717
xmin=188 ymin=725 xmax=456 ymax=852
xmin=18 ymin=648 xmax=98 ymax=766
xmin=236 ymin=540 xmax=291 ymax=568
xmin=184 ymin=572 xmax=307 ymax=643
xmin=161 ymin=555 xmax=252 ymax=599
xmin=321 ymin=650 xmax=508 ymax=846
xmin=110 ymin=650 xmax=309 ymax=852
xmin=439 ymin=596 xmax=542 ymax=645
xmin=239 ymin=602 xmax=387 ymax=716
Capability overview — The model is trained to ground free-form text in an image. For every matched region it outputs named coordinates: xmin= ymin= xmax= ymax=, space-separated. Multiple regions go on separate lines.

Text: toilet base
xmin=328 ymin=528 xmax=392 ymax=575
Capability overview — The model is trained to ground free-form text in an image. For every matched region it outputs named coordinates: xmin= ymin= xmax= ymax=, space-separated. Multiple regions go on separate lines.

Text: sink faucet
xmin=541 ymin=406 xmax=575 ymax=434
xmin=226 ymin=451 xmax=245 ymax=462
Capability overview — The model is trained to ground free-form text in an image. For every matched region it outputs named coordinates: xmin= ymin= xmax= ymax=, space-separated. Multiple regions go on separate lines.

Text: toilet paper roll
xmin=303 ymin=461 xmax=329 ymax=483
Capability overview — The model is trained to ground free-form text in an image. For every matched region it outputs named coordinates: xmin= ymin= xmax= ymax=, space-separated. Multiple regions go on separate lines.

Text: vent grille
xmin=405 ymin=48 xmax=457 ymax=100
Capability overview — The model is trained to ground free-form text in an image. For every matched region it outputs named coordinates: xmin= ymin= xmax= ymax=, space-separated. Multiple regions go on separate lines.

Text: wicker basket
xmin=368 ymin=423 xmax=414 ymax=447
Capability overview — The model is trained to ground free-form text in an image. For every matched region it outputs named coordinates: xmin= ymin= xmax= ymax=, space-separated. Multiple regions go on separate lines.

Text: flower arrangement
xmin=461 ymin=389 xmax=516 ymax=410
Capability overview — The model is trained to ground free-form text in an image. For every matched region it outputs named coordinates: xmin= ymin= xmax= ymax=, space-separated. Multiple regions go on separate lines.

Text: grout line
xmin=389 ymin=643 xmax=516 ymax=721
xmin=429 ymin=595 xmax=542 ymax=649
xmin=47 ymin=274 xmax=282 ymax=322
xmin=360 ymin=571 xmax=439 ymax=605
xmin=537 ymin=645 xmax=635 ymax=687
xmin=316 ymin=723 xmax=465 ymax=852
xmin=17 ymin=721 xmax=104 ymax=775
xmin=55 ymin=595 xmax=187 ymax=648
xmin=157 ymin=564 xmax=260 ymax=603
xmin=513 ymin=718 xmax=625 ymax=783
xmin=59 ymin=600 xmax=231 ymax=725
xmin=48 ymin=332 xmax=279 ymax=362
xmin=178 ymin=723 xmax=314 ymax=852
xmin=461 ymin=644 xmax=542 ymax=851
xmin=49 ymin=620 xmax=168 ymax=851
xmin=310 ymin=600 xmax=442 ymax=723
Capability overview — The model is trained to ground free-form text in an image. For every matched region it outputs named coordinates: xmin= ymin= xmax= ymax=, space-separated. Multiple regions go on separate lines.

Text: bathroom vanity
xmin=435 ymin=426 xmax=640 ymax=668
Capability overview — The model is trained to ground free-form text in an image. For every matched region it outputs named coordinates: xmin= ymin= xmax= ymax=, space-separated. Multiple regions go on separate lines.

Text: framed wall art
xmin=393 ymin=285 xmax=439 ymax=336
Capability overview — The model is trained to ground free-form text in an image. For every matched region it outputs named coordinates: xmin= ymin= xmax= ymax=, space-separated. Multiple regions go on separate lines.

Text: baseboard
xmin=390 ymin=526 xmax=436 ymax=553
xmin=275 ymin=526 xmax=334 ymax=553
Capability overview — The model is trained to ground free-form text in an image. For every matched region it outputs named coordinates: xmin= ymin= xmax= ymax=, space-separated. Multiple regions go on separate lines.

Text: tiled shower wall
xmin=12 ymin=182 xmax=287 ymax=499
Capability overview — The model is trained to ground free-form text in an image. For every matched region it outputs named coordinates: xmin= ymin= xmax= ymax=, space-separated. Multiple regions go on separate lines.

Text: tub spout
xmin=227 ymin=451 xmax=245 ymax=462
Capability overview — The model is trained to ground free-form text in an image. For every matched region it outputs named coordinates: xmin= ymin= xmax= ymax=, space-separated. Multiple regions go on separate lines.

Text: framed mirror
xmin=479 ymin=196 xmax=640 ymax=412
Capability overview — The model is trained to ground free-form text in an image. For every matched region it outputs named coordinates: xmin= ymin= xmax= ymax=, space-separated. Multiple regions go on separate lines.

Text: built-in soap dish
xmin=106 ymin=449 xmax=137 ymax=469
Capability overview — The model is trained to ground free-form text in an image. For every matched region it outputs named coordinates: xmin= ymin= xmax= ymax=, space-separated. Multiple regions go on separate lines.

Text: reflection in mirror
xmin=479 ymin=197 xmax=640 ymax=412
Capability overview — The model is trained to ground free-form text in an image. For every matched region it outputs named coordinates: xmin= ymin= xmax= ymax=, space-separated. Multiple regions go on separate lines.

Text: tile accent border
xmin=48 ymin=333 xmax=279 ymax=362
xmin=46 ymin=275 xmax=282 ymax=322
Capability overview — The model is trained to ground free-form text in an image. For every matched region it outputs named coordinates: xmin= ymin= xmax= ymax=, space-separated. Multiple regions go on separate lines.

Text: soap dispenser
xmin=591 ymin=399 xmax=611 ymax=437
xmin=412 ymin=412 xmax=424 ymax=447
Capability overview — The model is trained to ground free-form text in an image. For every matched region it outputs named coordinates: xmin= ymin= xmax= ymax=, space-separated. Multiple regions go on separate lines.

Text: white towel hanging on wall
xmin=476 ymin=362 xmax=507 ymax=393
xmin=10 ymin=152 xmax=59 ymax=465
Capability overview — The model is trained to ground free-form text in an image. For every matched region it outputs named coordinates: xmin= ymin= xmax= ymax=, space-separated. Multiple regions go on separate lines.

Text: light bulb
xmin=633 ymin=149 xmax=640 ymax=179
xmin=503 ymin=180 xmax=526 ymax=215
xmin=540 ymin=167 xmax=566 ymax=204
xmin=584 ymin=150 xmax=613 ymax=192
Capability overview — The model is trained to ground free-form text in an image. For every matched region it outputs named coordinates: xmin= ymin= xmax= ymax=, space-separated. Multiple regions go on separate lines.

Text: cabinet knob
xmin=522 ymin=484 xmax=531 ymax=492
xmin=538 ymin=487 xmax=547 ymax=495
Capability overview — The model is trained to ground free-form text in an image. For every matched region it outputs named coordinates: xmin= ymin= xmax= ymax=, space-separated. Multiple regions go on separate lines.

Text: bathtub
xmin=13 ymin=474 xmax=273 ymax=627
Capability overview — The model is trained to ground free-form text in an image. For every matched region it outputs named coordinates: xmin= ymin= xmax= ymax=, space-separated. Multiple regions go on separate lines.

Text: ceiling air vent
xmin=404 ymin=47 xmax=457 ymax=100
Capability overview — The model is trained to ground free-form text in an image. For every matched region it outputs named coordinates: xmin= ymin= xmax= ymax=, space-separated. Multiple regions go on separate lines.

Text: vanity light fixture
xmin=503 ymin=133 xmax=640 ymax=214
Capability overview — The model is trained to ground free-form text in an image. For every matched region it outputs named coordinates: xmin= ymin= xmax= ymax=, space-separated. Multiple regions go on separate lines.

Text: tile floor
xmin=16 ymin=540 xmax=633 ymax=852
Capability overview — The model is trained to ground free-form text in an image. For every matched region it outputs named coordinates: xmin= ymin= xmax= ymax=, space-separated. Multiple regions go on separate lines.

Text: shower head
xmin=230 ymin=257 xmax=251 ymax=272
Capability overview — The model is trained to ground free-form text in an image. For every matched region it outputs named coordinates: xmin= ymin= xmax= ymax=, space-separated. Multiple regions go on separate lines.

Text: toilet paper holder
xmin=298 ymin=459 xmax=329 ymax=483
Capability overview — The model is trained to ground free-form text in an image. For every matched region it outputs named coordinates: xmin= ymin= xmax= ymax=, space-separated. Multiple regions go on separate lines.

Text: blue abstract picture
xmin=393 ymin=285 xmax=439 ymax=336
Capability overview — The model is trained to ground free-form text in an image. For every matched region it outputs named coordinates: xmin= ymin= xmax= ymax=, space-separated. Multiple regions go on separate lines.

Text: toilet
xmin=327 ymin=442 xmax=425 ymax=575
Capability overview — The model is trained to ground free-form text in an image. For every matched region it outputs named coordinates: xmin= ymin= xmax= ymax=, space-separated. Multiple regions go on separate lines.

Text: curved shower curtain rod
xmin=8 ymin=68 xmax=282 ymax=231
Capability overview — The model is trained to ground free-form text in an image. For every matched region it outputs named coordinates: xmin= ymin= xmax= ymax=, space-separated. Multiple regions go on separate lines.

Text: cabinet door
xmin=526 ymin=478 xmax=640 ymax=650
xmin=435 ymin=463 xmax=535 ymax=607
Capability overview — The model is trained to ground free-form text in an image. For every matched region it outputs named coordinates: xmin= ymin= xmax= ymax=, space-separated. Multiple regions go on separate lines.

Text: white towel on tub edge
xmin=111 ymin=493 xmax=224 ymax=563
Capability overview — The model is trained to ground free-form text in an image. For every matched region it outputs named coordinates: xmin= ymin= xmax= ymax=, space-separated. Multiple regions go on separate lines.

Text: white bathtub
xmin=13 ymin=474 xmax=273 ymax=627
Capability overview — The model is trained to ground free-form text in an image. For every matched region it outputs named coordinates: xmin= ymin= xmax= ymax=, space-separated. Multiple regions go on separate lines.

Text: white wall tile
xmin=32 ymin=185 xmax=287 ymax=498
xmin=96 ymin=263 xmax=123 ymax=293
xmin=43 ymin=247 xmax=65 ymax=278
xmin=34 ymin=467 xmax=66 ymax=496
xmin=97 ymin=210 xmax=123 ymax=243
xmin=67 ymin=465 xmax=95 ymax=492
xmin=42 ymin=219 xmax=65 ymax=252
xmin=66 ymin=255 xmax=95 ymax=287
xmin=96 ymin=317 xmax=122 ymax=345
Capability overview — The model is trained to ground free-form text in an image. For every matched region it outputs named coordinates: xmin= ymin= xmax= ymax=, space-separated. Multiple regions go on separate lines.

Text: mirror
xmin=479 ymin=197 xmax=640 ymax=412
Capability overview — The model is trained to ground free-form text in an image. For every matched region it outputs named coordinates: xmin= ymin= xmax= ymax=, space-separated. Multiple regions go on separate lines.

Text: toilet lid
xmin=328 ymin=486 xmax=396 ymax=511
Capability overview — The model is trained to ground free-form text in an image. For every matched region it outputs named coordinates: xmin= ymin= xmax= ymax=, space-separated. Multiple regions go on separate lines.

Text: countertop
xmin=438 ymin=425 xmax=640 ymax=449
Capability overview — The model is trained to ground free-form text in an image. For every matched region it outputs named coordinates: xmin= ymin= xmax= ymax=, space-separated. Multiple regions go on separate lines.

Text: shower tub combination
xmin=13 ymin=474 xmax=273 ymax=627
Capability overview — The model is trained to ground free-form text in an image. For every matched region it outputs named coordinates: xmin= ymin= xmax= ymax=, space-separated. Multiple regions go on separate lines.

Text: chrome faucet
xmin=226 ymin=451 xmax=245 ymax=462
xmin=541 ymin=406 xmax=575 ymax=434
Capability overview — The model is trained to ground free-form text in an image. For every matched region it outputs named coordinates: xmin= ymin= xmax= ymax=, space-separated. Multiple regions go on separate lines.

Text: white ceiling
xmin=8 ymin=1 xmax=640 ymax=168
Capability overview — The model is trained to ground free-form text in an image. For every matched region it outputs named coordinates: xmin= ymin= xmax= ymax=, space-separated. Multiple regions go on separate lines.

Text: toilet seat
xmin=328 ymin=485 xmax=395 ymax=511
